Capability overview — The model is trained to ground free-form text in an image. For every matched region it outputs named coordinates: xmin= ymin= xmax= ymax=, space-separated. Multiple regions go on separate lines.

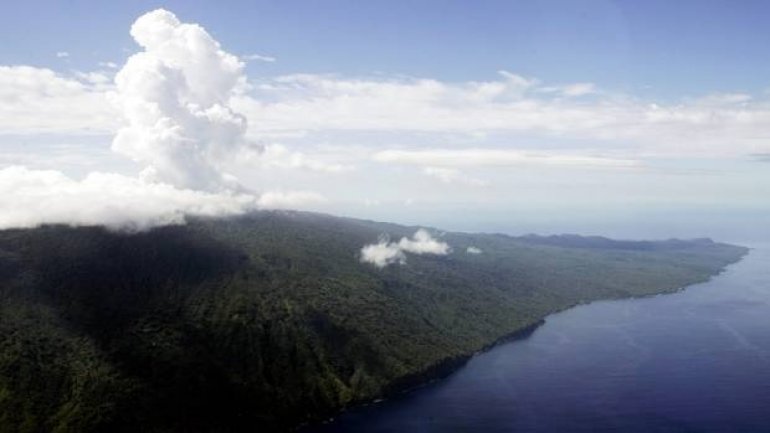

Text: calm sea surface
xmin=307 ymin=245 xmax=770 ymax=432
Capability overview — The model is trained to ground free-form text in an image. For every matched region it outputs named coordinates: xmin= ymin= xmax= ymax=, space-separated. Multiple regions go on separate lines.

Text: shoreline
xmin=297 ymin=248 xmax=749 ymax=431
xmin=295 ymin=318 xmax=546 ymax=431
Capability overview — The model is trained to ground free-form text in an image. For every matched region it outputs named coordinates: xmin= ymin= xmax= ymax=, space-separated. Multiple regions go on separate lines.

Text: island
xmin=0 ymin=211 xmax=748 ymax=432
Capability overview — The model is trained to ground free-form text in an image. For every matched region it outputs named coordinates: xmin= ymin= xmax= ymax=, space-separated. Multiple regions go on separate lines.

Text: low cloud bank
xmin=256 ymin=190 xmax=327 ymax=209
xmin=360 ymin=229 xmax=451 ymax=268
xmin=0 ymin=166 xmax=256 ymax=230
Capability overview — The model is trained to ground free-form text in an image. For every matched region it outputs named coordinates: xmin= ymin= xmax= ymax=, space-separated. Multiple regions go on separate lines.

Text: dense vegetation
xmin=0 ymin=211 xmax=747 ymax=432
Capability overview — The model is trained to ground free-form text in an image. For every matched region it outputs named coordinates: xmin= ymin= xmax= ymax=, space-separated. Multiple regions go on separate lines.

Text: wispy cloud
xmin=235 ymin=72 xmax=770 ymax=158
xmin=98 ymin=61 xmax=119 ymax=69
xmin=560 ymin=82 xmax=596 ymax=97
xmin=241 ymin=143 xmax=354 ymax=173
xmin=6 ymin=66 xmax=770 ymax=161
xmin=375 ymin=149 xmax=639 ymax=168
xmin=74 ymin=71 xmax=112 ymax=85
xmin=422 ymin=166 xmax=488 ymax=186
xmin=243 ymin=53 xmax=276 ymax=63
xmin=0 ymin=66 xmax=117 ymax=134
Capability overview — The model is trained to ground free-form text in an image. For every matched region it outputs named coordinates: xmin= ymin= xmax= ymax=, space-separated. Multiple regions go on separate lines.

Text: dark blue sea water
xmin=308 ymin=245 xmax=770 ymax=432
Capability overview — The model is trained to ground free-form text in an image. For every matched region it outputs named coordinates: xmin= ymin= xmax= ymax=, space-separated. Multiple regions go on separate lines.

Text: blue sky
xmin=0 ymin=1 xmax=768 ymax=240
xmin=4 ymin=0 xmax=770 ymax=97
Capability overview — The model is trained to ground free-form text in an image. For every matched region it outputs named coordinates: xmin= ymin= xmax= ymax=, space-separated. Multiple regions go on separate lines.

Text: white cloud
xmin=360 ymin=239 xmax=405 ymax=268
xmin=397 ymin=229 xmax=451 ymax=255
xmin=111 ymin=8 xmax=252 ymax=192
xmin=0 ymin=9 xmax=327 ymax=231
xmin=4 ymin=8 xmax=770 ymax=231
xmin=0 ymin=164 xmax=329 ymax=230
xmin=242 ymin=143 xmax=353 ymax=173
xmin=561 ymin=82 xmax=596 ymax=97
xmin=360 ymin=229 xmax=450 ymax=268
xmin=538 ymin=82 xmax=596 ymax=97
xmin=234 ymin=72 xmax=770 ymax=157
xmin=243 ymin=53 xmax=276 ymax=63
xmin=99 ymin=61 xmax=119 ymax=69
xmin=423 ymin=166 xmax=488 ymax=186
xmin=256 ymin=190 xmax=327 ymax=209
xmin=692 ymin=92 xmax=751 ymax=106
xmin=0 ymin=66 xmax=117 ymax=134
xmin=466 ymin=246 xmax=482 ymax=254
xmin=6 ymin=65 xmax=770 ymax=160
xmin=0 ymin=166 xmax=257 ymax=230
xmin=74 ymin=71 xmax=112 ymax=85
xmin=376 ymin=149 xmax=639 ymax=168
xmin=56 ymin=51 xmax=70 ymax=58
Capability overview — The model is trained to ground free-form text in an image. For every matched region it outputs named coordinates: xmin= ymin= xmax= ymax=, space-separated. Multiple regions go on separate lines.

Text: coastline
xmin=296 ymin=318 xmax=546 ymax=431
xmin=298 ymin=246 xmax=749 ymax=431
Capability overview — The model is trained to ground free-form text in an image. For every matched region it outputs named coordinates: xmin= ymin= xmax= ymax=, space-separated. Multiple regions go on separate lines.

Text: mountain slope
xmin=0 ymin=211 xmax=748 ymax=432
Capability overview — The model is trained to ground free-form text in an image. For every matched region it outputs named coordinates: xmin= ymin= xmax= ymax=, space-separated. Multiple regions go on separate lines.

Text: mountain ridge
xmin=0 ymin=210 xmax=748 ymax=432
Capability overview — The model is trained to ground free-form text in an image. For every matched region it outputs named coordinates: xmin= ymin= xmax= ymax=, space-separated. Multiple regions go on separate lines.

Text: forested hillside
xmin=0 ymin=211 xmax=747 ymax=432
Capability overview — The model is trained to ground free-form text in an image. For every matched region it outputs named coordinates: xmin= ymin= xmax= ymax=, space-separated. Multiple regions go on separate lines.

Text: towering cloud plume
xmin=113 ymin=9 xmax=253 ymax=192
xmin=360 ymin=229 xmax=451 ymax=268
xmin=0 ymin=9 xmax=269 ymax=230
